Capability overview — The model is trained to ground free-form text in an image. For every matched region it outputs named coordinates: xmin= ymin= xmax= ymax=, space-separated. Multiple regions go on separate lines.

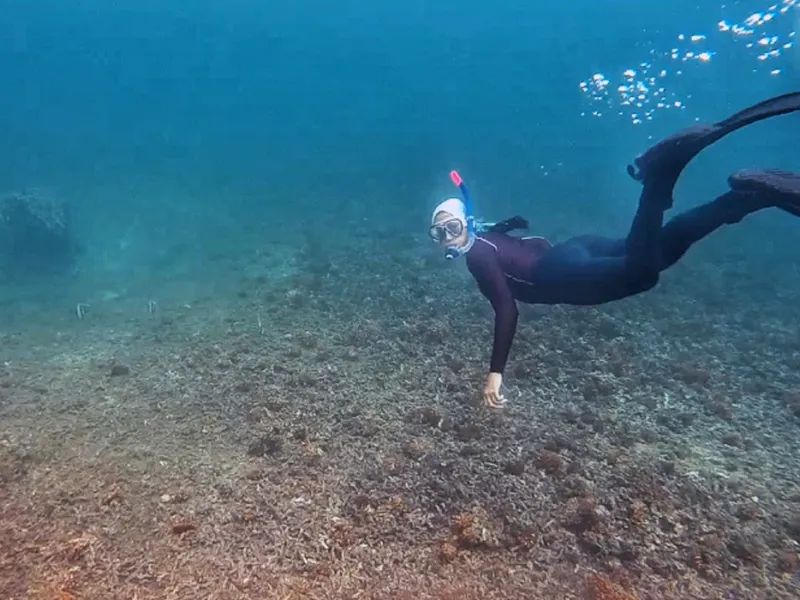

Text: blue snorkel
xmin=445 ymin=170 xmax=477 ymax=260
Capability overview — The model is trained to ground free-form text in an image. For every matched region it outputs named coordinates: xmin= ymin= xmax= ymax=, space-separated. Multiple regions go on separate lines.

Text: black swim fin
xmin=716 ymin=93 xmax=800 ymax=130
xmin=627 ymin=92 xmax=800 ymax=206
xmin=728 ymin=168 xmax=800 ymax=217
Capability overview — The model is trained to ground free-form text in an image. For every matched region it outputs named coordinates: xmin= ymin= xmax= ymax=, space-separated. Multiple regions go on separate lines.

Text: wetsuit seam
xmin=476 ymin=236 xmax=497 ymax=250
xmin=505 ymin=274 xmax=535 ymax=286
xmin=477 ymin=235 xmax=537 ymax=287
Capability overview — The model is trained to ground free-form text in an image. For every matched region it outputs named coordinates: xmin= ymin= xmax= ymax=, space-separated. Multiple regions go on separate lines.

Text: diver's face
xmin=429 ymin=211 xmax=469 ymax=249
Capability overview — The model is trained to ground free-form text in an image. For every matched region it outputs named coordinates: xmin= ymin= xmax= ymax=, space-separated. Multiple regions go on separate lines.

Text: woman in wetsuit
xmin=429 ymin=92 xmax=800 ymax=407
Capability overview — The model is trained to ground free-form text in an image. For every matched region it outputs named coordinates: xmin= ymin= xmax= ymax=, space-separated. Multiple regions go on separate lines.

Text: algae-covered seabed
xmin=1 ymin=232 xmax=799 ymax=600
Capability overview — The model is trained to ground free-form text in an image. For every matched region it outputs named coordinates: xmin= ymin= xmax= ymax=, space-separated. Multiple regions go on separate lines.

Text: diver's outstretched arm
xmin=626 ymin=92 xmax=800 ymax=207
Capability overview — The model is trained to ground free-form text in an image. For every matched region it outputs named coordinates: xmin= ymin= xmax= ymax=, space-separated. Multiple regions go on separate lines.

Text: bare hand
xmin=482 ymin=372 xmax=506 ymax=408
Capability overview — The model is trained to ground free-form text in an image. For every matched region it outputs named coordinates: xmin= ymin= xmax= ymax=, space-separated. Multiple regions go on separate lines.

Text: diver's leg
xmin=627 ymin=92 xmax=800 ymax=208
xmin=614 ymin=98 xmax=796 ymax=279
xmin=613 ymin=95 xmax=800 ymax=281
xmin=531 ymin=95 xmax=800 ymax=305
xmin=532 ymin=166 xmax=739 ymax=302
xmin=623 ymin=183 xmax=668 ymax=277
xmin=533 ymin=167 xmax=800 ymax=305
xmin=659 ymin=169 xmax=800 ymax=270
xmin=531 ymin=175 xmax=679 ymax=302
xmin=658 ymin=191 xmax=771 ymax=270
xmin=530 ymin=236 xmax=655 ymax=305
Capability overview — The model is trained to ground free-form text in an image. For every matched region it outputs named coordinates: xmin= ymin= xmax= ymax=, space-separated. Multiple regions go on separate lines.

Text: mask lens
xmin=429 ymin=218 xmax=463 ymax=242
xmin=445 ymin=219 xmax=463 ymax=236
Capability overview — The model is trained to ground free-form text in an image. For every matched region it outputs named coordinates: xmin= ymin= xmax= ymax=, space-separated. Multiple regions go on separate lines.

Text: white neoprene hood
xmin=431 ymin=197 xmax=467 ymax=226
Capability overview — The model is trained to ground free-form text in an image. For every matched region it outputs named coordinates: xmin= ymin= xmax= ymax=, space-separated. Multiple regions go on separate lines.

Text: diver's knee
xmin=631 ymin=268 xmax=660 ymax=294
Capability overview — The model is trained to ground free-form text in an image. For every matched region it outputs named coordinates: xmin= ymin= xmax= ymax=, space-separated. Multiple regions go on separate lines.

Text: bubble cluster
xmin=580 ymin=0 xmax=798 ymax=126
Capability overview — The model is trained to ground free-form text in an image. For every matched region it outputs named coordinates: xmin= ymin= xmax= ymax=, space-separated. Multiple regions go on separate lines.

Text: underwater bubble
xmin=579 ymin=0 xmax=799 ymax=125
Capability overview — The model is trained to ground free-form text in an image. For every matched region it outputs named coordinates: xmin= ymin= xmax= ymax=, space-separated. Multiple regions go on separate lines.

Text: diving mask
xmin=429 ymin=217 xmax=465 ymax=243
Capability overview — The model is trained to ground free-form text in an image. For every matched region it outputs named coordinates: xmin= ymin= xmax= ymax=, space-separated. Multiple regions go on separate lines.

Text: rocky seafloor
xmin=1 ymin=233 xmax=800 ymax=600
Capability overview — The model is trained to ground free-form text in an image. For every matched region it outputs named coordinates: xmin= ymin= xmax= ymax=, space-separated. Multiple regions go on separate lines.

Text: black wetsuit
xmin=465 ymin=92 xmax=800 ymax=375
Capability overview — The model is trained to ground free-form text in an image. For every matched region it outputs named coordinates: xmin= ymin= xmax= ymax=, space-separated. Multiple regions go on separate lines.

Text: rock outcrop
xmin=0 ymin=190 xmax=79 ymax=276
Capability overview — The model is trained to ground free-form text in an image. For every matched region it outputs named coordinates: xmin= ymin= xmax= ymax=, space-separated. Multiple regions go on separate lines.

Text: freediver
xmin=429 ymin=92 xmax=800 ymax=407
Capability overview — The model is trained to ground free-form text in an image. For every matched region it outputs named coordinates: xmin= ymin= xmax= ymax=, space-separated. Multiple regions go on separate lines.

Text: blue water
xmin=1 ymin=1 xmax=800 ymax=598
xmin=2 ymin=1 xmax=797 ymax=270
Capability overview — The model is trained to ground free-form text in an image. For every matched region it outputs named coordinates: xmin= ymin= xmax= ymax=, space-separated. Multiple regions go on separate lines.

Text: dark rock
xmin=535 ymin=450 xmax=565 ymax=476
xmin=777 ymin=550 xmax=799 ymax=573
xmin=640 ymin=427 xmax=660 ymax=443
xmin=606 ymin=448 xmax=624 ymax=465
xmin=647 ymin=556 xmax=678 ymax=577
xmin=612 ymin=539 xmax=639 ymax=562
xmin=637 ymin=395 xmax=658 ymax=409
xmin=425 ymin=456 xmax=456 ymax=476
xmin=544 ymin=434 xmax=576 ymax=453
xmin=675 ymin=364 xmax=710 ymax=386
xmin=401 ymin=438 xmax=428 ymax=460
xmin=559 ymin=474 xmax=592 ymax=498
xmin=735 ymin=503 xmax=763 ymax=522
xmin=727 ymin=534 xmax=765 ymax=567
xmin=0 ymin=190 xmax=79 ymax=276
xmin=781 ymin=391 xmax=800 ymax=418
xmin=503 ymin=459 xmax=526 ymax=476
xmin=577 ymin=531 xmax=605 ymax=555
xmin=110 ymin=364 xmax=130 ymax=377
xmin=705 ymin=394 xmax=733 ymax=420
xmin=459 ymin=444 xmax=481 ymax=457
xmin=247 ymin=435 xmax=282 ymax=457
xmin=563 ymin=497 xmax=601 ymax=533
xmin=659 ymin=515 xmax=677 ymax=533
xmin=420 ymin=406 xmax=452 ymax=430
xmin=455 ymin=422 xmax=481 ymax=442
xmin=561 ymin=406 xmax=580 ymax=424
xmin=657 ymin=460 xmax=676 ymax=476
xmin=345 ymin=418 xmax=379 ymax=438
xmin=721 ymin=433 xmax=742 ymax=448
xmin=785 ymin=514 xmax=800 ymax=541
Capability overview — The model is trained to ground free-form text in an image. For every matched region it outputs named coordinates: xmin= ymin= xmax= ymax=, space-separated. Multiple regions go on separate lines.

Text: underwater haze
xmin=1 ymin=1 xmax=800 ymax=599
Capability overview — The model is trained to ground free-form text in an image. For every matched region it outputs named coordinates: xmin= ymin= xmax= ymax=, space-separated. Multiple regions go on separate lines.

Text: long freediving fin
xmin=627 ymin=92 xmax=800 ymax=191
